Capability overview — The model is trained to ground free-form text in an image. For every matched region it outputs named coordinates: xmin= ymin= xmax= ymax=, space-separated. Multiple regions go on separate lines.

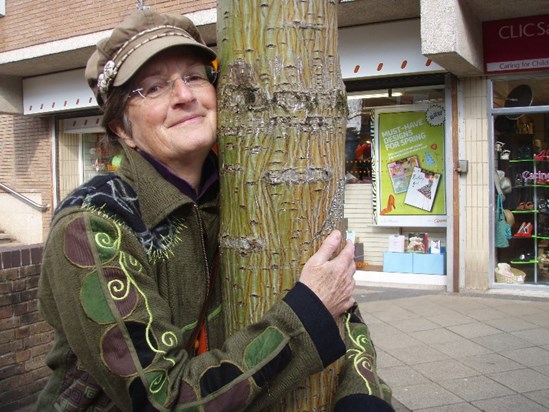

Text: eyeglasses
xmin=129 ymin=65 xmax=217 ymax=100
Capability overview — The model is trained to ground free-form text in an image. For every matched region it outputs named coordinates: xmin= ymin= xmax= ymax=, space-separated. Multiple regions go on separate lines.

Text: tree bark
xmin=217 ymin=1 xmax=347 ymax=410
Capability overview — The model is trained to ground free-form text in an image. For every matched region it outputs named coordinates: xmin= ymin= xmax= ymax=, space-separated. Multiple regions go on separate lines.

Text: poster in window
xmin=373 ymin=104 xmax=446 ymax=227
xmin=387 ymin=155 xmax=419 ymax=194
xmin=404 ymin=167 xmax=441 ymax=212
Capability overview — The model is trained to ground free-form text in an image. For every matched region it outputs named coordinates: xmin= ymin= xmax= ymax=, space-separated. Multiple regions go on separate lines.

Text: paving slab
xmin=438 ymin=375 xmax=514 ymax=401
xmin=430 ymin=337 xmax=492 ymax=358
xmin=376 ymin=349 xmax=404 ymax=368
xmin=428 ymin=311 xmax=475 ymax=327
xmin=416 ymin=403 xmax=481 ymax=411
xmin=354 ymin=285 xmax=549 ymax=411
xmin=533 ymin=364 xmax=549 ymax=377
xmin=488 ymin=368 xmax=549 ymax=392
xmin=447 ymin=321 xmax=501 ymax=338
xmin=484 ymin=316 xmax=538 ymax=332
xmin=472 ymin=394 xmax=549 ymax=412
xmin=390 ymin=382 xmax=463 ymax=410
xmin=511 ymin=327 xmax=549 ymax=346
xmin=471 ymin=331 xmax=534 ymax=352
xmin=523 ymin=389 xmax=549 ymax=409
xmin=379 ymin=364 xmax=431 ymax=387
xmin=411 ymin=327 xmax=463 ymax=345
xmin=459 ymin=352 xmax=524 ymax=374
xmin=388 ymin=343 xmax=450 ymax=365
xmin=460 ymin=307 xmax=512 ymax=322
xmin=391 ymin=317 xmax=441 ymax=334
xmin=413 ymin=359 xmax=479 ymax=382
xmin=500 ymin=346 xmax=549 ymax=367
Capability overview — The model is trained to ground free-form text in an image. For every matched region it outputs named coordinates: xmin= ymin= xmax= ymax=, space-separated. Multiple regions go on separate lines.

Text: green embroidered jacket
xmin=37 ymin=145 xmax=392 ymax=411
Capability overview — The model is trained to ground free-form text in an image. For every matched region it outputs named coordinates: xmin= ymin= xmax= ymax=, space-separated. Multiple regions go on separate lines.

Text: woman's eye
xmin=187 ymin=74 xmax=207 ymax=84
xmin=144 ymin=81 xmax=168 ymax=96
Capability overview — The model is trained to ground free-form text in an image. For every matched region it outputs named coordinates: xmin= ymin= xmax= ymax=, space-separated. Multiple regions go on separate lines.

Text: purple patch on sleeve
xmin=65 ymin=217 xmax=96 ymax=267
xmin=177 ymin=381 xmax=198 ymax=404
xmin=203 ymin=379 xmax=251 ymax=411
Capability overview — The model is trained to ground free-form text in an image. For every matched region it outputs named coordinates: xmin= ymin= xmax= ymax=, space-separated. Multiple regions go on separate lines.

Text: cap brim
xmin=113 ymin=36 xmax=217 ymax=87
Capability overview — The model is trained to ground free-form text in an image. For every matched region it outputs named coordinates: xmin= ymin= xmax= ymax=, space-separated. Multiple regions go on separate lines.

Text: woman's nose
xmin=170 ymin=77 xmax=195 ymax=102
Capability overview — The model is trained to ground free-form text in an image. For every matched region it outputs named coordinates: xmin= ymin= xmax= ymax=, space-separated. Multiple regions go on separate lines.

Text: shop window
xmin=82 ymin=133 xmax=120 ymax=182
xmin=345 ymin=85 xmax=445 ymax=184
xmin=492 ymin=76 xmax=549 ymax=285
xmin=345 ymin=98 xmax=372 ymax=183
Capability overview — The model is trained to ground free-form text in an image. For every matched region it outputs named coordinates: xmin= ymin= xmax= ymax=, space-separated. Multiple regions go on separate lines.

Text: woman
xmin=38 ymin=9 xmax=392 ymax=411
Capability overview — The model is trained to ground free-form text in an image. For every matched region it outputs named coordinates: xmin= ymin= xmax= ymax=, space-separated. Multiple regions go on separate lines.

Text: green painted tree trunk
xmin=217 ymin=1 xmax=348 ymax=410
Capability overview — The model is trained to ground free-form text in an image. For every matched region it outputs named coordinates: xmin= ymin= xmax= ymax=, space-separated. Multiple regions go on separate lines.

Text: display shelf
xmin=497 ymin=148 xmax=548 ymax=284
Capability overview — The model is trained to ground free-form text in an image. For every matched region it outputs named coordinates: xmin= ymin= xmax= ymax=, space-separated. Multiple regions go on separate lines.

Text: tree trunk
xmin=216 ymin=1 xmax=347 ymax=410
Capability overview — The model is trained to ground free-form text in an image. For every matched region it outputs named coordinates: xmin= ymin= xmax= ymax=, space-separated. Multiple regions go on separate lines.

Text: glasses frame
xmin=129 ymin=65 xmax=218 ymax=101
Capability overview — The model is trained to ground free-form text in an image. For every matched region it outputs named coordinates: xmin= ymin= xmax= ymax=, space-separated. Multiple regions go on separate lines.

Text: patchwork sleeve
xmin=39 ymin=210 xmax=344 ymax=411
xmin=333 ymin=304 xmax=395 ymax=411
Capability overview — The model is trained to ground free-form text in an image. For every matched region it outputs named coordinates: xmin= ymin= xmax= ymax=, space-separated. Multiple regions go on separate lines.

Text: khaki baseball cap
xmin=85 ymin=9 xmax=216 ymax=107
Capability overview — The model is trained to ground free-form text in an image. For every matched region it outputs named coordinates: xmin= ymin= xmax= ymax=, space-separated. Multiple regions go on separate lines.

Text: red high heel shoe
xmin=515 ymin=222 xmax=527 ymax=237
xmin=523 ymin=222 xmax=533 ymax=237
xmin=381 ymin=194 xmax=396 ymax=215
xmin=535 ymin=150 xmax=548 ymax=161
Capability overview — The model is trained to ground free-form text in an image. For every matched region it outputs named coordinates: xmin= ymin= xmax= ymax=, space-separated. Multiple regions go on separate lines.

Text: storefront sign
xmin=23 ymin=69 xmax=96 ymax=115
xmin=339 ymin=19 xmax=444 ymax=79
xmin=374 ymin=105 xmax=446 ymax=227
xmin=484 ymin=15 xmax=549 ymax=74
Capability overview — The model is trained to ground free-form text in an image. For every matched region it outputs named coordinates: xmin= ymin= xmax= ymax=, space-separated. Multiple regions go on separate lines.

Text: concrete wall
xmin=0 ymin=193 xmax=44 ymax=244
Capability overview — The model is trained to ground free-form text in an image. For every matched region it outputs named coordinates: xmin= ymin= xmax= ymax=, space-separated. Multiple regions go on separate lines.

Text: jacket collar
xmin=116 ymin=145 xmax=218 ymax=228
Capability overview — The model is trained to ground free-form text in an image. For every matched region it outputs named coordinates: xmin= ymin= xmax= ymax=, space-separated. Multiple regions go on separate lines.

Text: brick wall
xmin=0 ymin=245 xmax=50 ymax=411
xmin=0 ymin=0 xmax=217 ymax=53
xmin=0 ymin=114 xmax=53 ymax=241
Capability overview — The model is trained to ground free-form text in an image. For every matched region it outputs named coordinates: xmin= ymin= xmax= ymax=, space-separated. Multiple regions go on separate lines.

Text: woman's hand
xmin=299 ymin=230 xmax=356 ymax=317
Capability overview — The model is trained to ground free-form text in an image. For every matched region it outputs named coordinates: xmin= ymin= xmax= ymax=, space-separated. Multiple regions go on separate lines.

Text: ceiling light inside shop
xmin=347 ymin=91 xmax=403 ymax=100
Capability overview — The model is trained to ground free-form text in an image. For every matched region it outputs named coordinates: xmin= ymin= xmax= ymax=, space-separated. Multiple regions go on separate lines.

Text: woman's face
xmin=111 ymin=48 xmax=217 ymax=172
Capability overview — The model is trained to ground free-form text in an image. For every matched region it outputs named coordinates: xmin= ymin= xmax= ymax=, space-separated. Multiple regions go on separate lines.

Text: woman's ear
xmin=109 ymin=119 xmax=137 ymax=149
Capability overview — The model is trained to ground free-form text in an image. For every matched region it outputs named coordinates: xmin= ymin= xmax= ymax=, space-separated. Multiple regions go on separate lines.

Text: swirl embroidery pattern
xmin=344 ymin=313 xmax=379 ymax=396
xmin=65 ymin=213 xmax=178 ymax=406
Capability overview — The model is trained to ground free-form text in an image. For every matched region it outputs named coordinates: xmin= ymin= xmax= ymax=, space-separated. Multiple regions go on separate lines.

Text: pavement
xmin=14 ymin=284 xmax=549 ymax=412
xmin=354 ymin=284 xmax=549 ymax=411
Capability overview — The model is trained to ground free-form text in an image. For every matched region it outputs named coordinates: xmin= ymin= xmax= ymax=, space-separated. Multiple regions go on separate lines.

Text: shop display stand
xmin=497 ymin=134 xmax=549 ymax=285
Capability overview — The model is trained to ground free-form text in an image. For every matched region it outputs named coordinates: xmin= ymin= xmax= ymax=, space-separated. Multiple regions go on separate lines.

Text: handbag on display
xmin=503 ymin=208 xmax=515 ymax=227
xmin=495 ymin=193 xmax=512 ymax=248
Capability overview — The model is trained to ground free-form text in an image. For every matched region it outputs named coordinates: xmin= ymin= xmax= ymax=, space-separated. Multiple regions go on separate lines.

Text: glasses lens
xmin=144 ymin=80 xmax=171 ymax=99
xmin=130 ymin=65 xmax=218 ymax=100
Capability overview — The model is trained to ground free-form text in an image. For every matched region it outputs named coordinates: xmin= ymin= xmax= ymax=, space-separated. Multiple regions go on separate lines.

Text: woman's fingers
xmin=299 ymin=232 xmax=357 ymax=317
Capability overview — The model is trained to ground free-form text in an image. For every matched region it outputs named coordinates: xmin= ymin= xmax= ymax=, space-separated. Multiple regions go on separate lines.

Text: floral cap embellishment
xmin=98 ymin=60 xmax=118 ymax=99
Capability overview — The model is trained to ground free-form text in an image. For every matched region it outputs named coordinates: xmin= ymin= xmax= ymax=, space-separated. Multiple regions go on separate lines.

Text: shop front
xmin=340 ymin=20 xmax=453 ymax=288
xmin=23 ymin=70 xmax=120 ymax=206
xmin=487 ymin=15 xmax=549 ymax=288
xmin=24 ymin=17 xmax=454 ymax=289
